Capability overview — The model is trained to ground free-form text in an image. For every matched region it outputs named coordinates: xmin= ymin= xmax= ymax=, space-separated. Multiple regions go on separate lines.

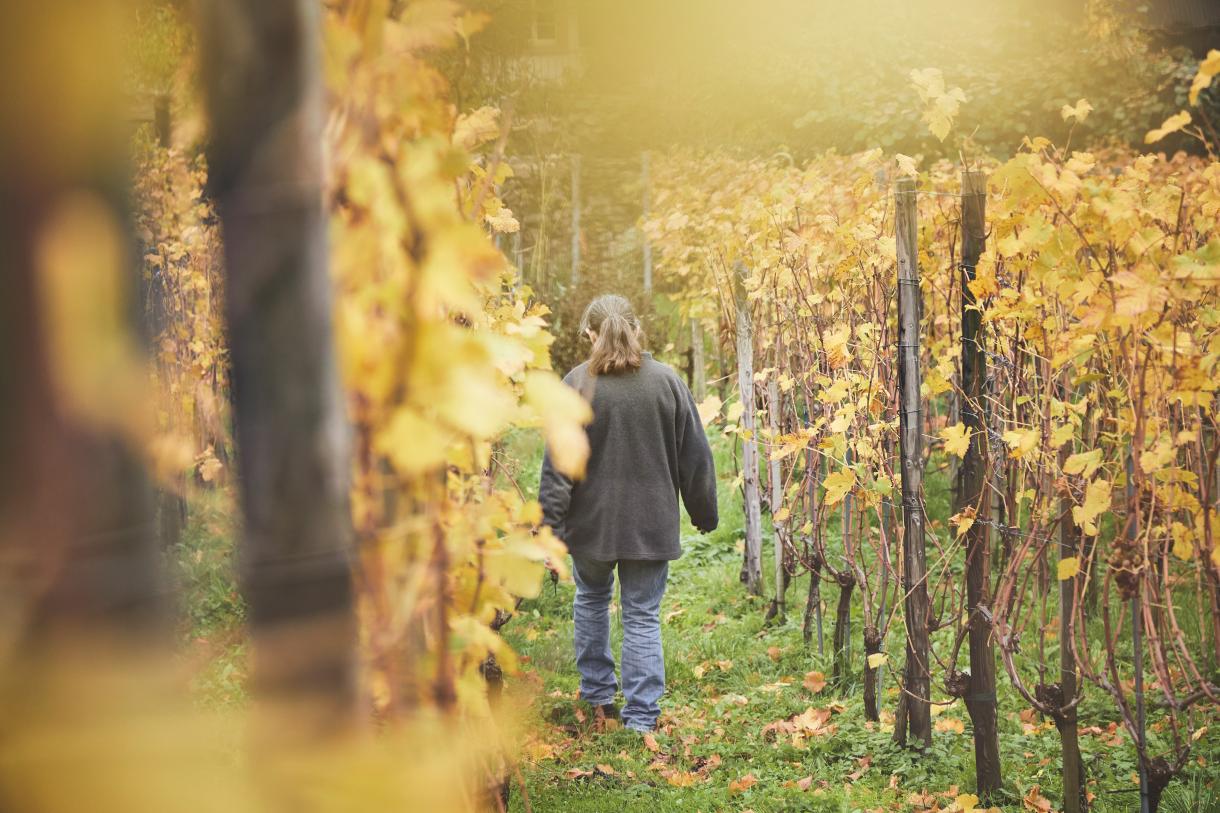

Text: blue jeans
xmin=571 ymin=556 xmax=669 ymax=732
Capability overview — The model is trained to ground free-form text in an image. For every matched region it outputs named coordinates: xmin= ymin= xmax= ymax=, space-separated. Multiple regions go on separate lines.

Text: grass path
xmin=502 ymin=542 xmax=1183 ymax=813
xmin=174 ymin=433 xmax=1217 ymax=812
xmin=497 ymin=433 xmax=1192 ymax=813
xmin=505 ymin=549 xmax=968 ymax=813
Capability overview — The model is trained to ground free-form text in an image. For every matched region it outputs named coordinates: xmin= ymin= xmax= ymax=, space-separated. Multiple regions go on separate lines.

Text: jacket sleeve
xmin=538 ymin=448 xmax=574 ymax=542
xmin=675 ymin=379 xmax=719 ymax=533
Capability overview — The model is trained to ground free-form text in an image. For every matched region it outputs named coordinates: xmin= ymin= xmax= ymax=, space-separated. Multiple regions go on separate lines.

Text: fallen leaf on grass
xmin=762 ymin=706 xmax=837 ymax=747
xmin=523 ymin=740 xmax=555 ymax=761
xmin=767 ymin=645 xmax=782 ymax=661
xmin=1023 ymin=785 xmax=1054 ymax=812
xmin=664 ymin=770 xmax=701 ymax=787
xmin=643 ymin=732 xmax=660 ymax=752
xmin=728 ymin=773 xmax=758 ymax=794
xmin=595 ymin=763 xmax=615 ymax=775
xmin=803 ymin=670 xmax=827 ymax=693
xmin=848 ymin=755 xmax=872 ymax=781
xmin=954 ymin=793 xmax=979 ymax=812
xmin=934 ymin=716 xmax=965 ymax=734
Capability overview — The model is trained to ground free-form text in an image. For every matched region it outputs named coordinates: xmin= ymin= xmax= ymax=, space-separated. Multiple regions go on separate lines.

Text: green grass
xmin=501 ymin=434 xmax=1220 ymax=813
xmin=172 ymin=488 xmax=248 ymax=708
xmin=174 ymin=432 xmax=1220 ymax=812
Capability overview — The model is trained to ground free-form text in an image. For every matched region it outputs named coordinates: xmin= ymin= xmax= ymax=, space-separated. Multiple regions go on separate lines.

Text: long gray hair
xmin=579 ymin=294 xmax=644 ymax=375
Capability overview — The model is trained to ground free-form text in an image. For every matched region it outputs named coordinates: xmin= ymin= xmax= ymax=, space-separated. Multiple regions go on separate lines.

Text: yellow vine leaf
xmin=1189 ymin=49 xmax=1220 ymax=105
xmin=1060 ymin=98 xmax=1093 ymax=123
xmin=909 ymin=67 xmax=967 ymax=142
xmin=524 ymin=371 xmax=592 ymax=479
xmin=867 ymin=652 xmax=888 ymax=669
xmin=1063 ymin=448 xmax=1102 ymax=478
xmin=955 ymin=793 xmax=980 ymax=812
xmin=697 ymin=394 xmax=723 ymax=426
xmin=940 ymin=423 xmax=971 ymax=458
xmin=377 ymin=407 xmax=453 ymax=474
xmin=452 ymin=105 xmax=501 ymax=151
xmin=1002 ymin=427 xmax=1041 ymax=460
xmin=1058 ymin=556 xmax=1080 ymax=580
xmin=950 ymin=510 xmax=976 ymax=539
xmin=1145 ymin=110 xmax=1191 ymax=144
xmin=770 ymin=433 xmax=811 ymax=461
xmin=823 ymin=468 xmax=856 ymax=506
xmin=1072 ymin=478 xmax=1111 ymax=536
xmin=1172 ymin=522 xmax=1195 ymax=561
xmin=1049 ymin=422 xmax=1075 ymax=449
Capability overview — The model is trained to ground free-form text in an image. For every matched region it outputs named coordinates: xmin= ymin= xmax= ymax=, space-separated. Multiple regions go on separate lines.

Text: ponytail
xmin=580 ymin=294 xmax=644 ymax=375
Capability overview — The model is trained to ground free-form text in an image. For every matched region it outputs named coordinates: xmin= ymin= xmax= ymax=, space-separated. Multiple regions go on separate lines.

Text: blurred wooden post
xmin=691 ymin=318 xmax=706 ymax=401
xmin=154 ymin=93 xmax=171 ymax=148
xmin=511 ymin=228 xmax=523 ymax=291
xmin=570 ymin=154 xmax=581 ymax=288
xmin=642 ymin=151 xmax=652 ymax=296
xmin=893 ymin=177 xmax=931 ymax=749
xmin=0 ymin=3 xmax=162 ymax=636
xmin=958 ymin=169 xmax=1002 ymax=796
xmin=201 ymin=0 xmax=357 ymax=734
xmin=734 ymin=263 xmax=763 ymax=595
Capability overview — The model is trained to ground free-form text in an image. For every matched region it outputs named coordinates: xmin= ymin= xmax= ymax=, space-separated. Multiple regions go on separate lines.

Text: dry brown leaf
xmin=665 ymin=770 xmax=700 ymax=787
xmin=803 ymin=670 xmax=827 ymax=693
xmin=728 ymin=773 xmax=758 ymax=794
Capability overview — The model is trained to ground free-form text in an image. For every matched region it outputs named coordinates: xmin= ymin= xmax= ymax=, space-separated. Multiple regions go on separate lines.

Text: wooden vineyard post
xmin=202 ymin=0 xmax=358 ymax=730
xmin=735 ymin=264 xmax=764 ymax=595
xmin=893 ymin=177 xmax=932 ymax=749
xmin=691 ymin=318 xmax=707 ymax=401
xmin=1057 ymin=435 xmax=1086 ymax=813
xmin=958 ymin=170 xmax=1002 ymax=795
xmin=511 ymin=229 xmax=524 ymax=290
xmin=642 ymin=151 xmax=653 ymax=296
xmin=768 ymin=374 xmax=788 ymax=620
xmin=571 ymin=154 xmax=581 ymax=287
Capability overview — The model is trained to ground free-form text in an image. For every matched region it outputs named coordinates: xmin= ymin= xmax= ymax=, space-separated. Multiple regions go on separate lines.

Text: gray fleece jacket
xmin=538 ymin=353 xmax=718 ymax=561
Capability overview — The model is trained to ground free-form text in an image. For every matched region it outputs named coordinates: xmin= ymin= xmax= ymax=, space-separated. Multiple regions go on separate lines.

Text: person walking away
xmin=538 ymin=294 xmax=718 ymax=733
